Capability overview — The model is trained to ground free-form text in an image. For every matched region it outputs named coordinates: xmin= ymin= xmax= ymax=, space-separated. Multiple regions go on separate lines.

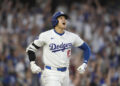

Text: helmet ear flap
xmin=52 ymin=18 xmax=58 ymax=27
xmin=55 ymin=19 xmax=58 ymax=26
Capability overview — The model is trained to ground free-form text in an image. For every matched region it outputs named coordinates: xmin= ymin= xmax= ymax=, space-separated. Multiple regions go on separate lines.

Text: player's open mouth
xmin=62 ymin=23 xmax=66 ymax=25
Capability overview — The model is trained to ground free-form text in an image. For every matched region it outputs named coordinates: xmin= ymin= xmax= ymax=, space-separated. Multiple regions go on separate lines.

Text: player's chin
xmin=61 ymin=25 xmax=67 ymax=29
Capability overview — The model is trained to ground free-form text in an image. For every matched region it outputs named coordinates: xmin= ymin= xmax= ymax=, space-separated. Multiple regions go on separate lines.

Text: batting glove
xmin=77 ymin=63 xmax=87 ymax=74
xmin=30 ymin=61 xmax=41 ymax=74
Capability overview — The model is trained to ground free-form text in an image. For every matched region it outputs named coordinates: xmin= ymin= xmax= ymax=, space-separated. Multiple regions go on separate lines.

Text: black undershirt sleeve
xmin=27 ymin=50 xmax=36 ymax=61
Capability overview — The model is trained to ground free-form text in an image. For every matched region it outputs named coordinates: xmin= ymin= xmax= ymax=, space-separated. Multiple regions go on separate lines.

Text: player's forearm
xmin=26 ymin=42 xmax=41 ymax=73
xmin=78 ymin=42 xmax=91 ymax=63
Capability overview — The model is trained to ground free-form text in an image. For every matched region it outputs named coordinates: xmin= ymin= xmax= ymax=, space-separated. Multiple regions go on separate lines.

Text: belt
xmin=45 ymin=66 xmax=67 ymax=72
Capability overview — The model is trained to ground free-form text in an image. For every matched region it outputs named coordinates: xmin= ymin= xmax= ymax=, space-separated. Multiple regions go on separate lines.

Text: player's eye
xmin=60 ymin=17 xmax=62 ymax=19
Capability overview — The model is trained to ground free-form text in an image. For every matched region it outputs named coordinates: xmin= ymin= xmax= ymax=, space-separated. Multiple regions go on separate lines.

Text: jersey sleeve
xmin=73 ymin=34 xmax=84 ymax=47
xmin=33 ymin=33 xmax=46 ymax=47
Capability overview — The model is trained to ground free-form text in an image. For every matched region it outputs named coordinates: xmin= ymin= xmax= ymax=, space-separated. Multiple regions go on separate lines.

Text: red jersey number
xmin=67 ymin=50 xmax=71 ymax=57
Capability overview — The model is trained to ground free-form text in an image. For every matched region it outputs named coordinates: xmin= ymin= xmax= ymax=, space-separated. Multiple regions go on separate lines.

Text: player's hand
xmin=77 ymin=63 xmax=87 ymax=74
xmin=30 ymin=61 xmax=41 ymax=74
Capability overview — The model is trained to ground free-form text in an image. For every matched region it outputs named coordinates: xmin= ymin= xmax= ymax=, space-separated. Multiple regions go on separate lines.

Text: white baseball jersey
xmin=34 ymin=29 xmax=84 ymax=67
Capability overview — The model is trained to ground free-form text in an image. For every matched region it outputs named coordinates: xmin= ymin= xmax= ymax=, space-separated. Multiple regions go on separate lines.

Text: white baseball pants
xmin=41 ymin=68 xmax=69 ymax=86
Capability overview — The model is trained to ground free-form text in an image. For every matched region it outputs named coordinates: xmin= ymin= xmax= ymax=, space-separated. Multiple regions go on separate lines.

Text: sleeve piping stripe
xmin=32 ymin=43 xmax=40 ymax=49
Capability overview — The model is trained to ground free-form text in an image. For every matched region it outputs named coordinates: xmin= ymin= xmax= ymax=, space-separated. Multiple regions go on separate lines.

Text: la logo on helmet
xmin=60 ymin=11 xmax=64 ymax=14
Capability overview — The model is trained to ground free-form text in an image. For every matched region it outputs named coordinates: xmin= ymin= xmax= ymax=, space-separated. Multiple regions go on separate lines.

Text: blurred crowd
xmin=0 ymin=0 xmax=120 ymax=86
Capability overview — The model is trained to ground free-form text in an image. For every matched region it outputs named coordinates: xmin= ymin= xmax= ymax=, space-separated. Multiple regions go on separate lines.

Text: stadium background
xmin=0 ymin=0 xmax=120 ymax=86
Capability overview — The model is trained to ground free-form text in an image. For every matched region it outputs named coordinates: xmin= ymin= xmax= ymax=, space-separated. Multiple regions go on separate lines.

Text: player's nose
xmin=62 ymin=18 xmax=66 ymax=22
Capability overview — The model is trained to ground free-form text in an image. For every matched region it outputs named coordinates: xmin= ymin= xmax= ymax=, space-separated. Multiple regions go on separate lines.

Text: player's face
xmin=57 ymin=16 xmax=67 ymax=29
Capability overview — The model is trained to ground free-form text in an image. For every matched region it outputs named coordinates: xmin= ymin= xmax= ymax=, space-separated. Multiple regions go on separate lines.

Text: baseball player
xmin=26 ymin=11 xmax=91 ymax=86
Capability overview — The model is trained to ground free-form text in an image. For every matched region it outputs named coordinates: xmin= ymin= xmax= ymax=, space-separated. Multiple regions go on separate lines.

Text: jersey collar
xmin=53 ymin=29 xmax=65 ymax=36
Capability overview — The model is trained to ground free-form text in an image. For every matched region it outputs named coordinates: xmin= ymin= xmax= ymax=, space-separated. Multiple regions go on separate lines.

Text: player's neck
xmin=54 ymin=27 xmax=64 ymax=34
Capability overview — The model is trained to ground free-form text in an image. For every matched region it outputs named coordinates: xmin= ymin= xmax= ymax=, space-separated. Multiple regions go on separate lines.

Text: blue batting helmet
xmin=52 ymin=11 xmax=69 ymax=27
